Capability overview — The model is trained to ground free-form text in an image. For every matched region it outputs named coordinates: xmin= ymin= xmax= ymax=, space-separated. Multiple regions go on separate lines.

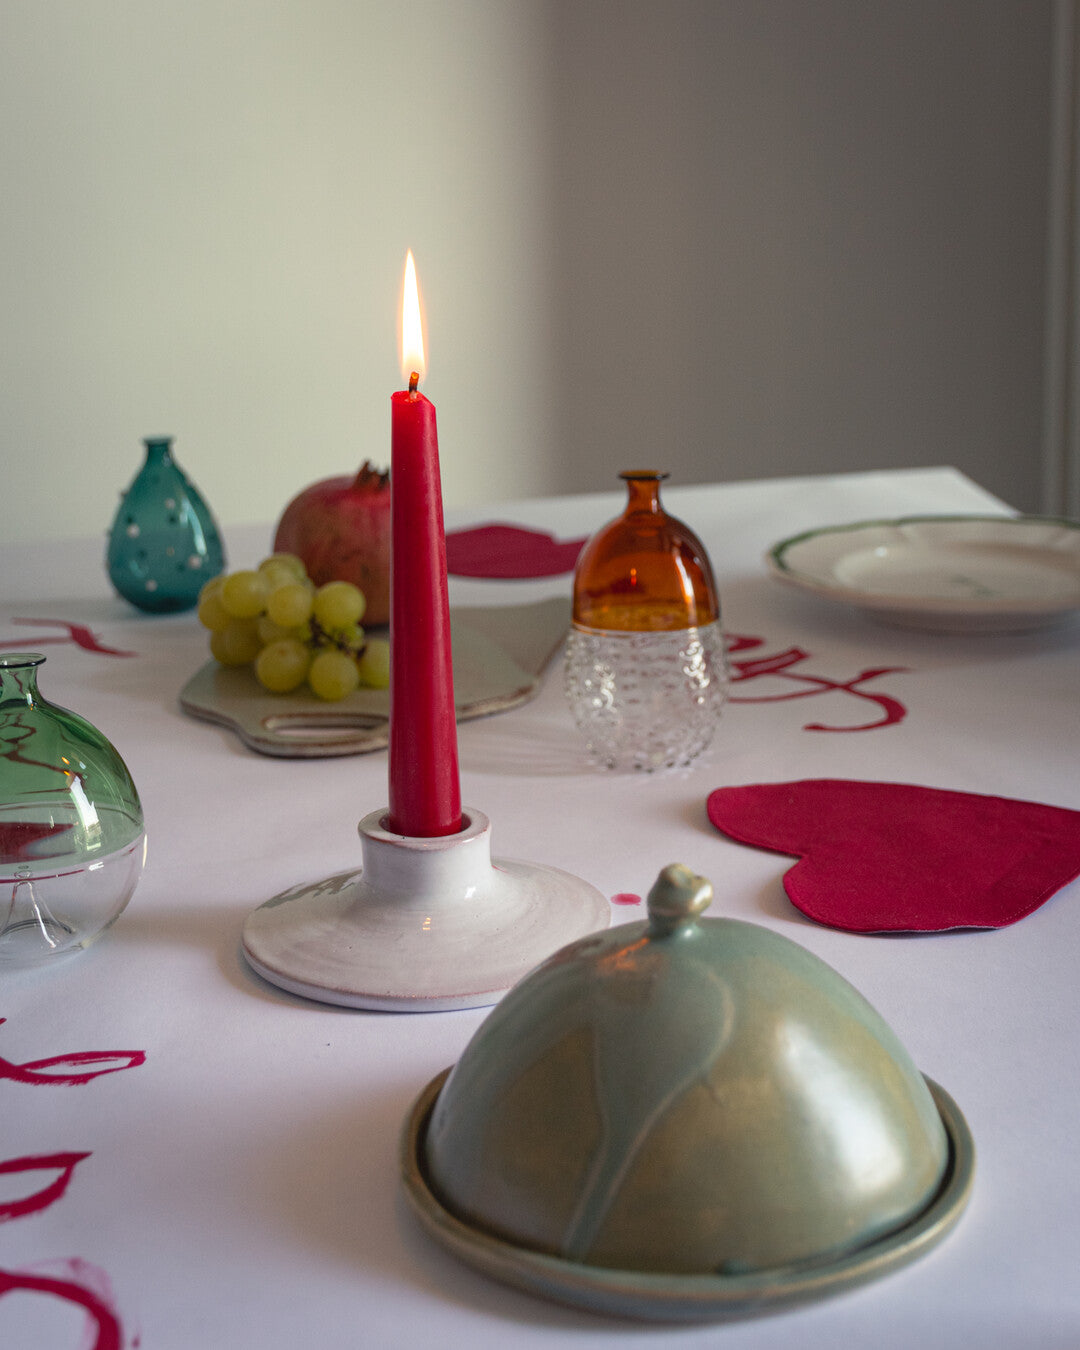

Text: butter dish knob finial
xmin=646 ymin=863 xmax=713 ymax=934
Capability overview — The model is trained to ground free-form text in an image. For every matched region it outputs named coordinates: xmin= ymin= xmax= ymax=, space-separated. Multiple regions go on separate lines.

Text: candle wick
xmin=408 ymin=371 xmax=420 ymax=393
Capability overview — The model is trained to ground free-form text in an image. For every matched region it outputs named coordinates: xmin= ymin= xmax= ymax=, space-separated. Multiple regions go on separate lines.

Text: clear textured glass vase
xmin=0 ymin=653 xmax=146 ymax=964
xmin=107 ymin=436 xmax=225 ymax=612
xmin=565 ymin=471 xmax=728 ymax=771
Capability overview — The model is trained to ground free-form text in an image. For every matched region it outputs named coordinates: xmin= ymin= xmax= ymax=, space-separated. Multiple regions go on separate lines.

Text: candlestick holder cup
xmin=565 ymin=471 xmax=729 ymax=772
xmin=241 ymin=809 xmax=610 ymax=1011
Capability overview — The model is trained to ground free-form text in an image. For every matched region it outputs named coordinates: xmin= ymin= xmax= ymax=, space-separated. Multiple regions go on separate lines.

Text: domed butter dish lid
xmin=400 ymin=865 xmax=974 ymax=1322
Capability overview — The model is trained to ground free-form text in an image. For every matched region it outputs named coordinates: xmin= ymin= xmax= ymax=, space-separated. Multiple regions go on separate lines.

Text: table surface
xmin=2 ymin=467 xmax=1078 ymax=1349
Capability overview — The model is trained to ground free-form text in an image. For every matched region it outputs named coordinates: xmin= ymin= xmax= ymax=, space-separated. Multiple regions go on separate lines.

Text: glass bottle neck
xmin=143 ymin=438 xmax=174 ymax=466
xmin=0 ymin=655 xmax=44 ymax=709
xmin=620 ymin=472 xmax=667 ymax=515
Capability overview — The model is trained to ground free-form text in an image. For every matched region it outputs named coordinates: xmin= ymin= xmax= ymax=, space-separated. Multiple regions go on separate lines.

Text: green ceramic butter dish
xmin=400 ymin=864 xmax=974 ymax=1321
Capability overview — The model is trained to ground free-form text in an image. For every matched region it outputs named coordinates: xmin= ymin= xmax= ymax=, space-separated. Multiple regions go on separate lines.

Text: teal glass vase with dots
xmin=107 ymin=436 xmax=225 ymax=612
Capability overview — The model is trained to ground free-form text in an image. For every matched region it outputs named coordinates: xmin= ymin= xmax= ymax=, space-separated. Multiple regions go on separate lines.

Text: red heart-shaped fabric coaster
xmin=445 ymin=523 xmax=587 ymax=578
xmin=706 ymin=780 xmax=1080 ymax=932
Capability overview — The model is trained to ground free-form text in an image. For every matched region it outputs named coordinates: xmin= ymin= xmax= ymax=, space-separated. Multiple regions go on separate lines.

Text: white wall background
xmin=0 ymin=1 xmax=1058 ymax=550
xmin=547 ymin=0 xmax=1053 ymax=512
xmin=0 ymin=0 xmax=558 ymax=547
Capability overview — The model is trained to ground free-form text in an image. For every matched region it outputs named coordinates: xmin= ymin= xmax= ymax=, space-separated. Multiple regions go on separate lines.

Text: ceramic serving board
xmin=178 ymin=597 xmax=570 ymax=758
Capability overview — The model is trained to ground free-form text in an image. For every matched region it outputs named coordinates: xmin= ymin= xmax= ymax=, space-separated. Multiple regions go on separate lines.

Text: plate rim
xmin=766 ymin=513 xmax=1080 ymax=617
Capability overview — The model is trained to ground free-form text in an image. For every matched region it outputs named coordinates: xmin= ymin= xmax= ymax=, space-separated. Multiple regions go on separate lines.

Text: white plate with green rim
xmin=766 ymin=515 xmax=1080 ymax=632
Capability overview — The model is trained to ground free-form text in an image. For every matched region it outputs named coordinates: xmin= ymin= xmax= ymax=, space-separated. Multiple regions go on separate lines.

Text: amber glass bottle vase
xmin=564 ymin=471 xmax=728 ymax=771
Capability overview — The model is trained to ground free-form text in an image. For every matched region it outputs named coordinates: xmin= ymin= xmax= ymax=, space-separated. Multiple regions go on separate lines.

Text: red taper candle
xmin=387 ymin=253 xmax=462 ymax=837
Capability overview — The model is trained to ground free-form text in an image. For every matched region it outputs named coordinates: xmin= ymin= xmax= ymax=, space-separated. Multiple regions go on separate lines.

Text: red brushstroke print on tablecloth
xmin=0 ymin=1021 xmax=145 ymax=1086
xmin=1 ymin=619 xmax=136 ymax=657
xmin=0 ymin=1260 xmax=124 ymax=1350
xmin=0 ymin=1152 xmax=90 ymax=1222
xmin=725 ymin=633 xmax=907 ymax=731
xmin=0 ymin=1021 xmax=140 ymax=1346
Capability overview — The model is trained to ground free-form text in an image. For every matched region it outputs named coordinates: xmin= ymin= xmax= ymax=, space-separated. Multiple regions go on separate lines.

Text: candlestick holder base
xmin=241 ymin=808 xmax=610 ymax=1011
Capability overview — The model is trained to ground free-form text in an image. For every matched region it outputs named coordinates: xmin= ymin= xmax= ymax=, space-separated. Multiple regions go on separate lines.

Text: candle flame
xmin=401 ymin=249 xmax=426 ymax=385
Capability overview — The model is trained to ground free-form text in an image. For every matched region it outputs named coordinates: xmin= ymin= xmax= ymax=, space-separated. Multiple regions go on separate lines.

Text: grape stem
xmin=307 ymin=618 xmax=366 ymax=660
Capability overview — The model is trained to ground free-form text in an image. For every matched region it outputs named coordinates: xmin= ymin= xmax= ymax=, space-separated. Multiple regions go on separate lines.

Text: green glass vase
xmin=0 ymin=653 xmax=146 ymax=964
xmin=107 ymin=436 xmax=225 ymax=612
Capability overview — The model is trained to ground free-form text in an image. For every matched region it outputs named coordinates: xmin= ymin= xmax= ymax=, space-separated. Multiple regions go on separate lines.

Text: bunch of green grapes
xmin=197 ymin=554 xmax=391 ymax=700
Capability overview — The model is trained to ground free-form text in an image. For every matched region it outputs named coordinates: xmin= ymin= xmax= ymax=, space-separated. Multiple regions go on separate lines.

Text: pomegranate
xmin=273 ymin=461 xmax=392 ymax=625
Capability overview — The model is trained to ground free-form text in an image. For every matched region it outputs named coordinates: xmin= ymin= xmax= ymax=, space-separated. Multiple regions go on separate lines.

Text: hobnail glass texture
xmin=564 ymin=622 xmax=728 ymax=771
xmin=107 ymin=437 xmax=225 ymax=613
xmin=0 ymin=653 xmax=146 ymax=964
xmin=566 ymin=471 xmax=728 ymax=771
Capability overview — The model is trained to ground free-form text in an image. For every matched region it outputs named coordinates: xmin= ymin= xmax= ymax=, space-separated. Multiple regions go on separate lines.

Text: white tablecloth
xmin=2 ymin=467 xmax=1078 ymax=1349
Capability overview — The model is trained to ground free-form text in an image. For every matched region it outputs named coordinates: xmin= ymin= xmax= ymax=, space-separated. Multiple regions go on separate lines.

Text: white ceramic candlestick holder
xmin=241 ymin=808 xmax=611 ymax=1011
